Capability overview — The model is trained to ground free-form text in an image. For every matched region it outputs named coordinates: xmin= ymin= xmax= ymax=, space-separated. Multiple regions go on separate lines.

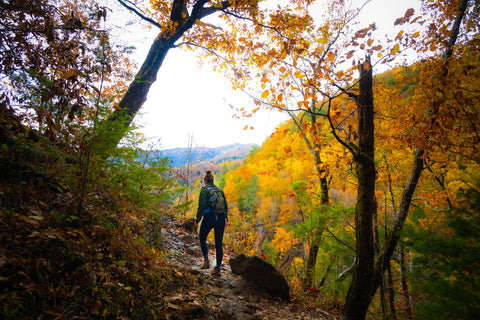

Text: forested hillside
xmin=1 ymin=0 xmax=479 ymax=320
xmin=160 ymin=144 xmax=256 ymax=169
xmin=214 ymin=62 xmax=480 ymax=318
xmin=161 ymin=143 xmax=257 ymax=186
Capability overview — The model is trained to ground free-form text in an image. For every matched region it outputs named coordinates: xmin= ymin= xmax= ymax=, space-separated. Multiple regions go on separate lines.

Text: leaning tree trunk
xmin=104 ymin=0 xmax=230 ymax=147
xmin=109 ymin=35 xmax=176 ymax=128
xmin=371 ymin=0 xmax=468 ymax=309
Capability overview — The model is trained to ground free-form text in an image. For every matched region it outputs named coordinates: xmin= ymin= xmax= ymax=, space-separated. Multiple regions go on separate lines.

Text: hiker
xmin=195 ymin=170 xmax=228 ymax=277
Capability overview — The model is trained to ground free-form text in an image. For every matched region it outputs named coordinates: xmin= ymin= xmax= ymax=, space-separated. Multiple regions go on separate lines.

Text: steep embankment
xmin=0 ymin=180 xmax=337 ymax=319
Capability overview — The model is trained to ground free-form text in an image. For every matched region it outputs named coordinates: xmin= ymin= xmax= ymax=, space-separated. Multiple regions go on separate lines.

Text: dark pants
xmin=199 ymin=211 xmax=226 ymax=268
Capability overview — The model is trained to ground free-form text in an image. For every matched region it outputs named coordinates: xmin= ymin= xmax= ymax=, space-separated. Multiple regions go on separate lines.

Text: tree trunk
xmin=104 ymin=0 xmax=230 ymax=146
xmin=340 ymin=58 xmax=424 ymax=320
xmin=399 ymin=244 xmax=413 ymax=319
xmin=386 ymin=156 xmax=409 ymax=320
xmin=305 ymin=243 xmax=319 ymax=286
xmin=106 ymin=27 xmax=186 ymax=147
xmin=386 ymin=261 xmax=397 ymax=320
xmin=303 ymin=171 xmax=329 ymax=286
xmin=343 ymin=56 xmax=376 ymax=320
xmin=292 ymin=112 xmax=330 ymax=287
xmin=317 ymin=255 xmax=336 ymax=288
xmin=374 ymin=200 xmax=387 ymax=319
xmin=110 ymin=37 xmax=172 ymax=127
xmin=356 ymin=147 xmax=423 ymax=317
xmin=379 ymin=276 xmax=387 ymax=319
xmin=343 ymin=147 xmax=424 ymax=320
xmin=304 ymin=139 xmax=330 ymax=285
xmin=304 ymin=173 xmax=329 ymax=286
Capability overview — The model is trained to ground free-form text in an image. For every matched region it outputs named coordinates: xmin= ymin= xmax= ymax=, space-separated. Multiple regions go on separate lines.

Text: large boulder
xmin=229 ymin=254 xmax=290 ymax=301
xmin=179 ymin=218 xmax=197 ymax=233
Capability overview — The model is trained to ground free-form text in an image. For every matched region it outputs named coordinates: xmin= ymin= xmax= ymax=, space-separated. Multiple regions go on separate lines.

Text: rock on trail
xmin=159 ymin=214 xmax=339 ymax=320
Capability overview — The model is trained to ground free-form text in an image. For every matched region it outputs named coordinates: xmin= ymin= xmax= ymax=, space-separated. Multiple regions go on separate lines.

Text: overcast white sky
xmin=134 ymin=47 xmax=286 ymax=150
xmin=110 ymin=0 xmax=420 ymax=150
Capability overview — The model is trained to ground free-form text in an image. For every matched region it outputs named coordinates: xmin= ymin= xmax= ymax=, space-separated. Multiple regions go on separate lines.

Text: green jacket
xmin=196 ymin=183 xmax=228 ymax=223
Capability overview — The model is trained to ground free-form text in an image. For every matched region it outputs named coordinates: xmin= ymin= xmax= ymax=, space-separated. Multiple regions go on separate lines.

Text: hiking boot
xmin=201 ymin=260 xmax=210 ymax=269
xmin=212 ymin=267 xmax=220 ymax=277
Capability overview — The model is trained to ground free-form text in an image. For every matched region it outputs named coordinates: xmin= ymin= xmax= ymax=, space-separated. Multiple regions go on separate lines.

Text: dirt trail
xmin=160 ymin=215 xmax=339 ymax=320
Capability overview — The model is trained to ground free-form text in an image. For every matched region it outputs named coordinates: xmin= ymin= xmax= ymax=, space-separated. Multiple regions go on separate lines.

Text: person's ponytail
xmin=204 ymin=170 xmax=214 ymax=184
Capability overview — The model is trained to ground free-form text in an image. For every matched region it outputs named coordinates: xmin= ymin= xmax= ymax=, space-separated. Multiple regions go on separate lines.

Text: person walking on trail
xmin=195 ymin=170 xmax=228 ymax=277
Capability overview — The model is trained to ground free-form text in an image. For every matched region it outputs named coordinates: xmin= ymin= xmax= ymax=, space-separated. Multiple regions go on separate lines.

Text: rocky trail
xmin=159 ymin=215 xmax=339 ymax=320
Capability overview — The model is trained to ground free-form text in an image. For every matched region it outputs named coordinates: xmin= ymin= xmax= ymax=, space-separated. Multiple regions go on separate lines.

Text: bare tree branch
xmin=116 ymin=0 xmax=162 ymax=29
xmin=190 ymin=0 xmax=230 ymax=21
xmin=326 ymin=227 xmax=355 ymax=252
xmin=442 ymin=0 xmax=469 ymax=64
xmin=326 ymin=98 xmax=358 ymax=155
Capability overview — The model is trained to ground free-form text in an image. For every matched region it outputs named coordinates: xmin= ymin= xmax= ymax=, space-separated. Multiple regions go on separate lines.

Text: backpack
xmin=206 ymin=186 xmax=226 ymax=214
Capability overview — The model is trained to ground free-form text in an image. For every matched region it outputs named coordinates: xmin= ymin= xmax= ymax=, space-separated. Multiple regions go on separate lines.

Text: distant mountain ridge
xmin=158 ymin=143 xmax=257 ymax=168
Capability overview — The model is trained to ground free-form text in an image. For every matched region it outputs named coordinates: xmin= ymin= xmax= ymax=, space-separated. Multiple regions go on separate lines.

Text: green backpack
xmin=206 ymin=186 xmax=226 ymax=214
